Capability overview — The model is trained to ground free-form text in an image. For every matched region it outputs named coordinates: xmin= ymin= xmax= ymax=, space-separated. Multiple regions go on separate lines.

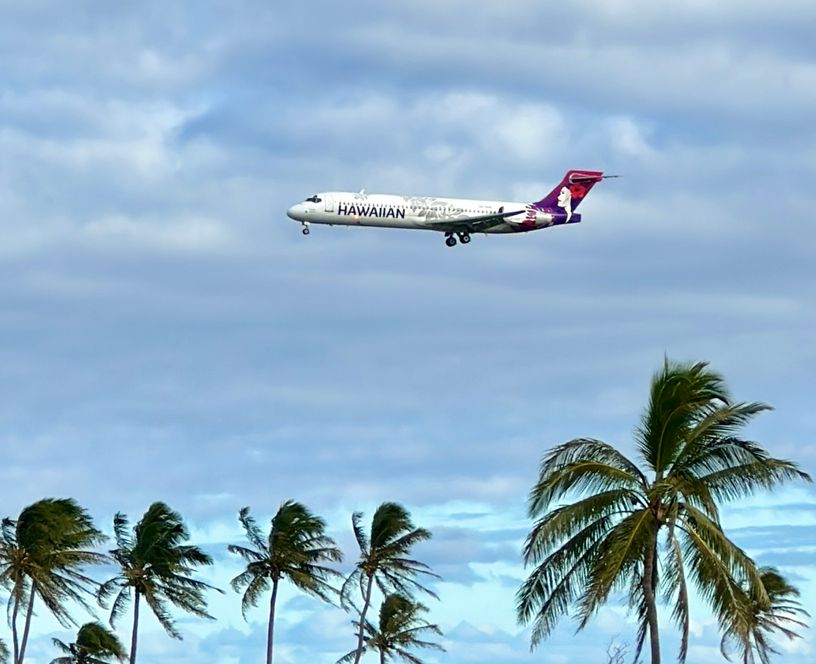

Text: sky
xmin=1 ymin=0 xmax=815 ymax=662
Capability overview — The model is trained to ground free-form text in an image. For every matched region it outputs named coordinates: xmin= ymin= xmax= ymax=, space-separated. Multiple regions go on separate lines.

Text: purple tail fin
xmin=533 ymin=170 xmax=605 ymax=218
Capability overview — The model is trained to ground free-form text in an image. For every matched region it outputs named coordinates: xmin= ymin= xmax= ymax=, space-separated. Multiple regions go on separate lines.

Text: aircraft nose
xmin=286 ymin=204 xmax=302 ymax=221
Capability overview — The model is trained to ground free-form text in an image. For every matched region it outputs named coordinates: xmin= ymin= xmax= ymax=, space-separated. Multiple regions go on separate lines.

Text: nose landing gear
xmin=301 ymin=222 xmax=310 ymax=235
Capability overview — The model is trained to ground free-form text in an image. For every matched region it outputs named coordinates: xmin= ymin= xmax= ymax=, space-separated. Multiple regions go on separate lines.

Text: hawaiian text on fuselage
xmin=337 ymin=203 xmax=406 ymax=219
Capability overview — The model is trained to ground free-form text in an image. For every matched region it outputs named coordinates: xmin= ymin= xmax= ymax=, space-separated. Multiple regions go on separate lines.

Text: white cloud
xmin=83 ymin=215 xmax=236 ymax=253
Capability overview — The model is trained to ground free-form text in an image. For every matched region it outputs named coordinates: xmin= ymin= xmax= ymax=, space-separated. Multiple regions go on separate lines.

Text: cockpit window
xmin=305 ymin=195 xmax=322 ymax=203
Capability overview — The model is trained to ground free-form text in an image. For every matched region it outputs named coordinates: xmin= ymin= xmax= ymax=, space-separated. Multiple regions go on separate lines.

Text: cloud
xmin=418 ymin=525 xmax=525 ymax=585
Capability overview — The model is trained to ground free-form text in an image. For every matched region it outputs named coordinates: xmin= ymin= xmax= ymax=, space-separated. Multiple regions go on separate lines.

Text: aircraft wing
xmin=423 ymin=209 xmax=525 ymax=234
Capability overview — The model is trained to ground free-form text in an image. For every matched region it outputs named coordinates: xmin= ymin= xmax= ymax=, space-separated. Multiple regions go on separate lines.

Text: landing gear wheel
xmin=459 ymin=233 xmax=471 ymax=244
xmin=301 ymin=225 xmax=310 ymax=235
xmin=445 ymin=235 xmax=457 ymax=247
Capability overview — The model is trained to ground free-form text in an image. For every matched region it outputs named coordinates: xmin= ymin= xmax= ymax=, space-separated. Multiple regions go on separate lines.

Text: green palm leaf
xmin=228 ymin=501 xmax=342 ymax=664
xmin=0 ymin=499 xmax=106 ymax=664
xmin=339 ymin=594 xmax=444 ymax=664
xmin=517 ymin=358 xmax=812 ymax=664
xmin=49 ymin=622 xmax=127 ymax=663
xmin=98 ymin=502 xmax=219 ymax=664
xmin=343 ymin=503 xmax=439 ymax=664
xmin=720 ymin=566 xmax=809 ymax=664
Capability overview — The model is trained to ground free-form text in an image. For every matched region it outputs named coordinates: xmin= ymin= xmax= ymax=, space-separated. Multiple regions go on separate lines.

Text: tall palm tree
xmin=97 ymin=502 xmax=219 ymax=664
xmin=516 ymin=359 xmax=812 ymax=664
xmin=341 ymin=502 xmax=439 ymax=664
xmin=720 ymin=566 xmax=809 ymax=664
xmin=50 ymin=622 xmax=127 ymax=663
xmin=228 ymin=501 xmax=344 ymax=664
xmin=0 ymin=498 xmax=106 ymax=664
xmin=338 ymin=593 xmax=445 ymax=664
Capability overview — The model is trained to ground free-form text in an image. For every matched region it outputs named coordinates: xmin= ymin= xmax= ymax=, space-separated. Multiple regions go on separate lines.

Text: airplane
xmin=286 ymin=169 xmax=615 ymax=247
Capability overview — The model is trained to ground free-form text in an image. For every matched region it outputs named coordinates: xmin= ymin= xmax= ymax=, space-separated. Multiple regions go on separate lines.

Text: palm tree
xmin=338 ymin=593 xmax=444 ymax=664
xmin=720 ymin=566 xmax=809 ymax=664
xmin=341 ymin=502 xmax=439 ymax=664
xmin=50 ymin=622 xmax=127 ymax=663
xmin=0 ymin=498 xmax=106 ymax=664
xmin=97 ymin=502 xmax=219 ymax=664
xmin=516 ymin=359 xmax=812 ymax=664
xmin=228 ymin=501 xmax=344 ymax=664
xmin=0 ymin=638 xmax=9 ymax=664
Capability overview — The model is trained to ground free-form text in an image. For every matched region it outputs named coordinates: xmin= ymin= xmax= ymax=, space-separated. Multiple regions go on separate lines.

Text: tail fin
xmin=533 ymin=169 xmax=605 ymax=222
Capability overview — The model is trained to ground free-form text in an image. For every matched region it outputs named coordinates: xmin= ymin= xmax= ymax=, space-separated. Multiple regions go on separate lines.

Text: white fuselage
xmin=287 ymin=192 xmax=552 ymax=234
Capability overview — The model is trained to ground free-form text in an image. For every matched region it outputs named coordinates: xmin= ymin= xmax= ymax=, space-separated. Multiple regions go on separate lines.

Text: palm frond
xmin=237 ymin=507 xmax=268 ymax=554
xmin=339 ymin=568 xmax=364 ymax=611
xmin=226 ymin=544 xmax=265 ymax=564
xmin=636 ymin=359 xmax=731 ymax=474
xmin=377 ymin=565 xmax=440 ymax=601
xmin=370 ymin=503 xmax=416 ymax=548
xmin=721 ymin=566 xmax=809 ymax=664
xmin=523 ymin=489 xmax=642 ymax=565
xmin=656 ymin=473 xmax=720 ymax=524
xmin=100 ymin=503 xmax=217 ymax=642
xmin=50 ymin=637 xmax=72 ymax=655
xmin=107 ymin=585 xmax=131 ymax=629
xmin=516 ymin=516 xmax=611 ymax=644
xmin=673 ymin=402 xmax=772 ymax=469
xmin=112 ymin=513 xmax=133 ymax=554
xmin=577 ymin=509 xmax=655 ymax=627
xmin=625 ymin=563 xmax=650 ymax=663
xmin=366 ymin=594 xmax=445 ymax=662
xmin=1 ymin=499 xmax=106 ymax=633
xmin=230 ymin=502 xmax=342 ymax=629
xmin=676 ymin=505 xmax=759 ymax=632
xmin=351 ymin=512 xmax=370 ymax=555
xmin=529 ymin=440 xmax=647 ymax=515
xmin=142 ymin=589 xmax=180 ymax=639
xmin=380 ymin=529 xmax=433 ymax=561
xmin=346 ymin=504 xmax=438 ymax=602
xmin=239 ymin=574 xmax=270 ymax=620
xmin=689 ymin=442 xmax=812 ymax=503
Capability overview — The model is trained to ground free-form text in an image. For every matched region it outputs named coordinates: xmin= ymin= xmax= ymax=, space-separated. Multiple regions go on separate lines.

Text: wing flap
xmin=423 ymin=209 xmax=525 ymax=233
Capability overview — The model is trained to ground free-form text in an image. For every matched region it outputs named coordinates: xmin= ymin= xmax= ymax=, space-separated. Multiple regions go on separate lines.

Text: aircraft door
xmin=324 ymin=195 xmax=334 ymax=212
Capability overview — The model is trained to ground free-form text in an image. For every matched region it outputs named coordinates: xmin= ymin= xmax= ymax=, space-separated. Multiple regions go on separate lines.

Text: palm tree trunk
xmin=130 ymin=589 xmax=141 ymax=664
xmin=11 ymin=589 xmax=20 ymax=664
xmin=267 ymin=579 xmax=279 ymax=664
xmin=643 ymin=525 xmax=661 ymax=664
xmin=17 ymin=581 xmax=36 ymax=664
xmin=352 ymin=573 xmax=375 ymax=664
xmin=380 ymin=649 xmax=386 ymax=664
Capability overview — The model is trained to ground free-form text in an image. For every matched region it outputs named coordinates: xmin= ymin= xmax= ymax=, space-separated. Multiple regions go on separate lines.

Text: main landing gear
xmin=444 ymin=232 xmax=471 ymax=247
xmin=301 ymin=222 xmax=310 ymax=235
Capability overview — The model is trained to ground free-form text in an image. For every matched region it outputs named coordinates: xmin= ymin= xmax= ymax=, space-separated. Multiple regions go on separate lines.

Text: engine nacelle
xmin=508 ymin=208 xmax=581 ymax=228
xmin=540 ymin=210 xmax=582 ymax=226
xmin=535 ymin=210 xmax=556 ymax=226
